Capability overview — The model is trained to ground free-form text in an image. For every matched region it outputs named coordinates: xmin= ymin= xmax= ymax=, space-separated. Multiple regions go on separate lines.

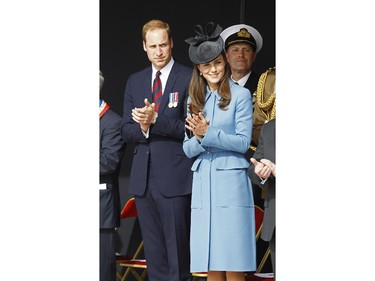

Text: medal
xmin=168 ymin=92 xmax=179 ymax=108
xmin=173 ymin=92 xmax=179 ymax=107
xmin=168 ymin=92 xmax=174 ymax=108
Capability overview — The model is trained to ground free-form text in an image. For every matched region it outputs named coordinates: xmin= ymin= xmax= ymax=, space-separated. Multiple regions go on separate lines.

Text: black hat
xmin=220 ymin=24 xmax=263 ymax=53
xmin=185 ymin=22 xmax=224 ymax=64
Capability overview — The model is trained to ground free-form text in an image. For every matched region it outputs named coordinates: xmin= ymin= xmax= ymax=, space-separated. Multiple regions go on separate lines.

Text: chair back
xmin=254 ymin=205 xmax=264 ymax=239
xmin=117 ymin=197 xmax=147 ymax=281
xmin=121 ymin=197 xmax=138 ymax=219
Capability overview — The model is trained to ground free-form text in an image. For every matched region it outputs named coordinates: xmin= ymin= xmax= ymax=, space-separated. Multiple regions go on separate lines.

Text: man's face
xmin=143 ymin=28 xmax=173 ymax=70
xmin=225 ymin=42 xmax=256 ymax=74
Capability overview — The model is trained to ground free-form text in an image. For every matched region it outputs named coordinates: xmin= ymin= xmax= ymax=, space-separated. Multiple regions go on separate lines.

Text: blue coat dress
xmin=183 ymin=80 xmax=257 ymax=272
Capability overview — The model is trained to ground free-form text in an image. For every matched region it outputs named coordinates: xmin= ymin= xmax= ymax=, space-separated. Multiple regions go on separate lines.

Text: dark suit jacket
xmin=248 ymin=118 xmax=275 ymax=242
xmin=121 ymin=61 xmax=194 ymax=197
xmin=244 ymin=70 xmax=260 ymax=96
xmin=100 ymin=109 xmax=125 ymax=229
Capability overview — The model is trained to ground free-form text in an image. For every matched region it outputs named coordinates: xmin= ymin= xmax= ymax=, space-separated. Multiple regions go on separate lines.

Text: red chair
xmin=191 ymin=205 xmax=273 ymax=281
xmin=116 ymin=198 xmax=147 ymax=281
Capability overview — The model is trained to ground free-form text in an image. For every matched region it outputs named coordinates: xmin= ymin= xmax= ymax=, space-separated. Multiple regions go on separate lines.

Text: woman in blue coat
xmin=183 ymin=22 xmax=256 ymax=281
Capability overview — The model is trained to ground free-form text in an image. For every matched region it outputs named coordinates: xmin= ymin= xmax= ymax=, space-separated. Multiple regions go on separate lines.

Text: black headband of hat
xmin=185 ymin=22 xmax=223 ymax=46
xmin=225 ymin=30 xmax=257 ymax=51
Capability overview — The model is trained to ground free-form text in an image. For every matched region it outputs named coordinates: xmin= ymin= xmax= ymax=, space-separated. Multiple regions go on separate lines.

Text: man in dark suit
xmin=120 ymin=19 xmax=194 ymax=281
xmin=248 ymin=118 xmax=276 ymax=276
xmin=99 ymin=71 xmax=126 ymax=281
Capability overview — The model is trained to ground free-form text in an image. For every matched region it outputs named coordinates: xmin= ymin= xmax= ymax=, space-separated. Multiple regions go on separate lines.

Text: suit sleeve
xmin=248 ymin=124 xmax=265 ymax=185
xmin=121 ymin=74 xmax=149 ymax=143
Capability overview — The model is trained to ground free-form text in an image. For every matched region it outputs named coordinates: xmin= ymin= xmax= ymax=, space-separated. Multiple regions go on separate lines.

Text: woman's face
xmin=198 ymin=54 xmax=226 ymax=91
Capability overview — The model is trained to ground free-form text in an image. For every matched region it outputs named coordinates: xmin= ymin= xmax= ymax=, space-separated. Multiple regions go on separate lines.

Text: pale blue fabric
xmin=183 ymin=81 xmax=257 ymax=272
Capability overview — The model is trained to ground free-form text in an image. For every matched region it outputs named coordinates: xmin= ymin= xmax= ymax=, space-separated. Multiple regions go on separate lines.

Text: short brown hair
xmin=142 ymin=19 xmax=171 ymax=42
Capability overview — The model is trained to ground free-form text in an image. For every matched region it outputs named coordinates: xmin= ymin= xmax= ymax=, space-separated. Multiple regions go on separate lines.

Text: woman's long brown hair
xmin=188 ymin=53 xmax=231 ymax=115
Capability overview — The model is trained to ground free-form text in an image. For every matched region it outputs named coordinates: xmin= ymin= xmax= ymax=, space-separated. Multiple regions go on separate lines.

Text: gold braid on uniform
xmin=256 ymin=67 xmax=276 ymax=121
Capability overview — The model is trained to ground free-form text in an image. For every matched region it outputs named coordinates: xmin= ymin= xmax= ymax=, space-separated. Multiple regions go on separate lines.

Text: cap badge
xmin=237 ymin=28 xmax=251 ymax=39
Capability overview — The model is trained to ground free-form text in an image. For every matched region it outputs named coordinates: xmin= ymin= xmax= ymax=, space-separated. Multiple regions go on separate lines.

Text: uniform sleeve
xmin=100 ymin=113 xmax=125 ymax=175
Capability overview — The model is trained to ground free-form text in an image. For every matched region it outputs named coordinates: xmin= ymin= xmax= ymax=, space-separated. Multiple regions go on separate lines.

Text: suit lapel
xmin=144 ymin=68 xmax=153 ymax=103
xmin=245 ymin=71 xmax=259 ymax=94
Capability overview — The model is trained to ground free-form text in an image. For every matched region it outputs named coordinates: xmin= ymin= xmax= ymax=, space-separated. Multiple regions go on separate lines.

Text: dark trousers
xmin=100 ymin=228 xmax=116 ymax=281
xmin=269 ymin=231 xmax=276 ymax=278
xmin=135 ymin=187 xmax=191 ymax=281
